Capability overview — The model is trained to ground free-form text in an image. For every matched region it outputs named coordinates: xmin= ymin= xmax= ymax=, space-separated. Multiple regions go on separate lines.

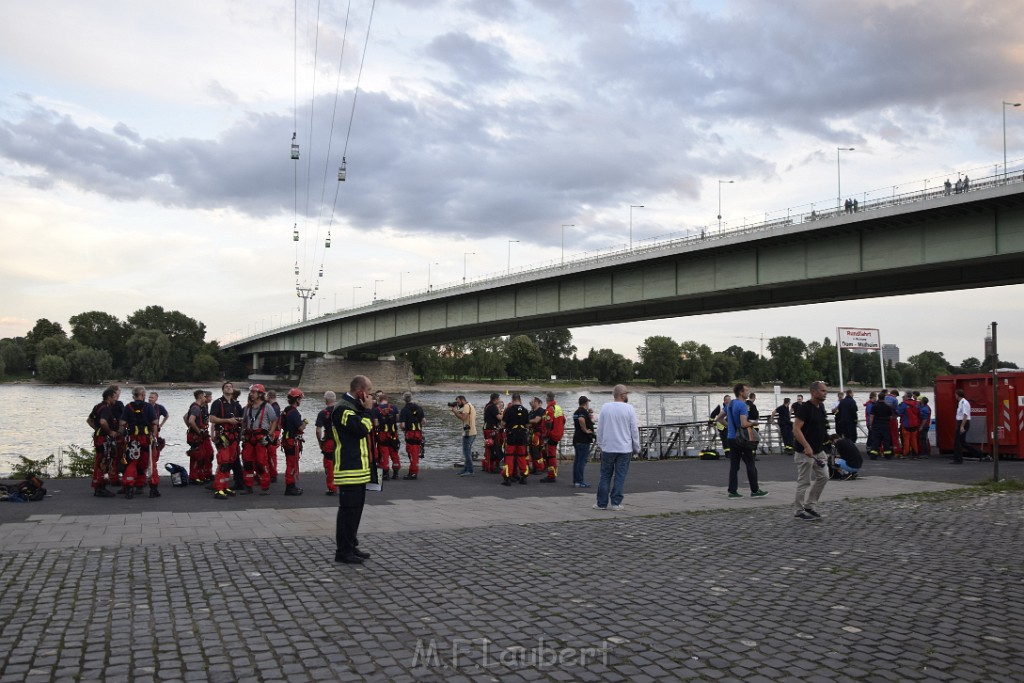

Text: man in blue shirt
xmin=726 ymin=383 xmax=768 ymax=499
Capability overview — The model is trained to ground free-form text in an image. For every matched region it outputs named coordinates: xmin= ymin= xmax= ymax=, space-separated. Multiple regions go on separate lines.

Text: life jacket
xmin=214 ymin=398 xmax=240 ymax=438
xmin=123 ymin=400 xmax=151 ymax=444
xmin=244 ymin=403 xmax=270 ymax=444
xmin=402 ymin=403 xmax=424 ymax=444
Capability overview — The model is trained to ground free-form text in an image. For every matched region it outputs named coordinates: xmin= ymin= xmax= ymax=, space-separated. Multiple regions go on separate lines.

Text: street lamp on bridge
xmin=560 ymin=224 xmax=574 ymax=264
xmin=837 ymin=147 xmax=855 ymax=212
xmin=351 ymin=285 xmax=361 ymax=308
xmin=373 ymin=279 xmax=383 ymax=302
xmin=507 ymin=240 xmax=519 ymax=274
xmin=427 ymin=262 xmax=439 ymax=291
xmin=629 ymin=205 xmax=644 ymax=251
xmin=1004 ymin=101 xmax=1021 ymax=182
xmin=717 ymin=180 xmax=734 ymax=232
xmin=463 ymin=252 xmax=475 ymax=283
xmin=399 ymin=271 xmax=410 ymax=296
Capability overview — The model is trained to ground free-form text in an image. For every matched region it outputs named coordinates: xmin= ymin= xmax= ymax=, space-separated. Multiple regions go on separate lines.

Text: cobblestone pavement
xmin=2 ymin=485 xmax=1022 ymax=682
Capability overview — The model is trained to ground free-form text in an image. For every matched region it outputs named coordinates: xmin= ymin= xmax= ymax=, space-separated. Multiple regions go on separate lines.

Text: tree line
xmin=401 ymin=330 xmax=1010 ymax=387
xmin=0 ymin=307 xmax=243 ymax=384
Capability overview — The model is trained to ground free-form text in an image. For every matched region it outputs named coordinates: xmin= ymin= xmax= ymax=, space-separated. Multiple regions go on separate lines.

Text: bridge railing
xmin=236 ymin=160 xmax=1024 ymax=343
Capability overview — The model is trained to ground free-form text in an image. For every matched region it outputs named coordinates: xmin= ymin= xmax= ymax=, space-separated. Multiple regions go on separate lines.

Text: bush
xmin=11 ymin=454 xmax=55 ymax=479
xmin=37 ymin=354 xmax=71 ymax=383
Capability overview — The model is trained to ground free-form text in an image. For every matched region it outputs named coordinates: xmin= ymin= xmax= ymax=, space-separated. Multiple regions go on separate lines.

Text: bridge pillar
xmin=252 ymin=353 xmax=259 ymax=373
xmin=289 ymin=355 xmax=296 ymax=374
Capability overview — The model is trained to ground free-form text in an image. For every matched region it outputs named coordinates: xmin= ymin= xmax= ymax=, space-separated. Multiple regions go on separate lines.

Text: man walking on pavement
xmin=594 ymin=384 xmax=639 ymax=511
xmin=793 ymin=380 xmax=830 ymax=520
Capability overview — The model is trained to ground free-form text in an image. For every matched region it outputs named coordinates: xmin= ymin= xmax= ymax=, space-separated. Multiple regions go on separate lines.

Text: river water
xmin=0 ymin=385 xmax=931 ymax=477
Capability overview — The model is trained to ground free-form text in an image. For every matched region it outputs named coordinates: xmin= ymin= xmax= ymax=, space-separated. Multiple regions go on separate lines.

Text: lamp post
xmin=629 ymin=205 xmax=644 ymax=251
xmin=507 ymin=240 xmax=519 ymax=274
xmin=1004 ymin=101 xmax=1021 ymax=182
xmin=427 ymin=262 xmax=439 ymax=291
xmin=373 ymin=279 xmax=383 ymax=302
xmin=463 ymin=252 xmax=475 ymax=283
xmin=399 ymin=271 xmax=410 ymax=296
xmin=351 ymin=285 xmax=361 ymax=308
xmin=560 ymin=224 xmax=574 ymax=264
xmin=837 ymin=147 xmax=854 ymax=211
xmin=717 ymin=180 xmax=734 ymax=232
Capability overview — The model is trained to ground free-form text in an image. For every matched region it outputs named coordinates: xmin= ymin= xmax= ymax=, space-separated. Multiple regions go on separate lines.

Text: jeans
xmin=573 ymin=442 xmax=591 ymax=484
xmin=461 ymin=435 xmax=476 ymax=473
xmin=835 ymin=458 xmax=860 ymax=473
xmin=596 ymin=451 xmax=631 ymax=507
xmin=728 ymin=440 xmax=760 ymax=494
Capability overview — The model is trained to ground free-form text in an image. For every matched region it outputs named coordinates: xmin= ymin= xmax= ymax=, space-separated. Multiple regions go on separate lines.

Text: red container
xmin=934 ymin=372 xmax=1024 ymax=458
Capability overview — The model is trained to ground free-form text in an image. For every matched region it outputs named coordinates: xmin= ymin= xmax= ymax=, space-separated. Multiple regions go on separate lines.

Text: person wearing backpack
xmin=185 ymin=389 xmax=213 ymax=484
xmin=726 ymin=383 xmax=768 ymax=499
xmin=280 ymin=388 xmax=306 ymax=496
xmin=398 ymin=392 xmax=425 ymax=480
xmin=119 ymin=387 xmax=159 ymax=499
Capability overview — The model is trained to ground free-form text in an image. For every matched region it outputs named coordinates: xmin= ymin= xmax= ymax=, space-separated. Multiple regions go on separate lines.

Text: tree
xmin=126 ymin=329 xmax=171 ymax=383
xmin=0 ymin=341 xmax=28 ymax=374
xmin=24 ymin=318 xmax=66 ymax=368
xmin=127 ymin=306 xmax=207 ymax=381
xmin=708 ymin=352 xmax=740 ymax=385
xmin=464 ymin=337 xmax=507 ymax=379
xmin=958 ymin=357 xmax=982 ymax=374
xmin=767 ymin=336 xmax=811 ymax=386
xmin=36 ymin=335 xmax=75 ymax=359
xmin=527 ymin=328 xmax=576 ymax=377
xmin=907 ymin=351 xmax=951 ymax=385
xmin=678 ymin=340 xmax=713 ymax=384
xmin=192 ymin=353 xmax=220 ymax=380
xmin=0 ymin=352 xmax=5 ymax=377
xmin=70 ymin=311 xmax=128 ymax=371
xmin=401 ymin=347 xmax=447 ymax=384
xmin=37 ymin=354 xmax=71 ymax=383
xmin=505 ymin=335 xmax=545 ymax=379
xmin=637 ymin=336 xmax=679 ymax=385
xmin=587 ymin=348 xmax=633 ymax=385
xmin=68 ymin=347 xmax=114 ymax=384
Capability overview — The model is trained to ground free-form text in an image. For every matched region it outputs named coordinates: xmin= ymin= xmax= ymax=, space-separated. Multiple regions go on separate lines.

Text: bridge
xmin=225 ymin=170 xmax=1024 ymax=369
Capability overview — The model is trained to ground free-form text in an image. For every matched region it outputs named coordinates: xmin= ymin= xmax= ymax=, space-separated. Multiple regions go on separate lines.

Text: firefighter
xmin=148 ymin=391 xmax=169 ymax=492
xmin=316 ymin=392 xmax=338 ymax=495
xmin=541 ymin=391 xmax=565 ymax=482
xmin=398 ymin=392 xmax=425 ymax=480
xmin=210 ymin=382 xmax=242 ymax=499
xmin=87 ymin=387 xmax=119 ymax=497
xmin=279 ymin=388 xmax=305 ymax=496
xmin=885 ymin=389 xmax=902 ymax=455
xmin=373 ymin=394 xmax=401 ymax=480
xmin=265 ymin=389 xmax=283 ymax=483
xmin=332 ymin=375 xmax=375 ymax=564
xmin=119 ymin=387 xmax=159 ymax=499
xmin=917 ymin=397 xmax=932 ymax=456
xmin=242 ymin=384 xmax=276 ymax=494
xmin=771 ymin=397 xmax=794 ymax=455
xmin=528 ymin=397 xmax=547 ymax=474
xmin=897 ymin=392 xmax=921 ymax=459
xmin=185 ymin=389 xmax=211 ymax=484
xmin=482 ymin=393 xmax=503 ymax=473
xmin=866 ymin=390 xmax=894 ymax=459
xmin=501 ymin=393 xmax=531 ymax=486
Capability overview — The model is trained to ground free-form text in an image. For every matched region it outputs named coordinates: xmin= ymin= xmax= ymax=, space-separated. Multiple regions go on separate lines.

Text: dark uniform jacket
xmin=331 ymin=393 xmax=373 ymax=486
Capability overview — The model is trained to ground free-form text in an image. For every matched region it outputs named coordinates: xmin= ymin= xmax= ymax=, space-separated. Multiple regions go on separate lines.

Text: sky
xmin=1 ymin=0 xmax=1023 ymax=367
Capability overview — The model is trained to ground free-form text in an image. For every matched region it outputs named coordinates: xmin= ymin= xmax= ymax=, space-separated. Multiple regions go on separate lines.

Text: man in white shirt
xmin=953 ymin=389 xmax=987 ymax=463
xmin=594 ymin=384 xmax=640 ymax=511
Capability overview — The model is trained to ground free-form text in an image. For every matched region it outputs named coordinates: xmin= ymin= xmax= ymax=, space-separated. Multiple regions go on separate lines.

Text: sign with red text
xmin=836 ymin=327 xmax=881 ymax=350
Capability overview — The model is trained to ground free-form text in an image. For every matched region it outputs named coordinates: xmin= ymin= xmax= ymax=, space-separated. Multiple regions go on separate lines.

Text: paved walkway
xmin=1 ymin=458 xmax=1021 ymax=681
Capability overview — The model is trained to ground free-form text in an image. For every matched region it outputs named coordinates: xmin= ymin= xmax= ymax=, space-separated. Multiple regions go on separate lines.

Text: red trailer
xmin=934 ymin=372 xmax=1024 ymax=459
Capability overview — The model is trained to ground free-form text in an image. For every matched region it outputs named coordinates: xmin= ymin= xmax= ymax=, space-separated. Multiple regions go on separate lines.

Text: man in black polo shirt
xmin=793 ymin=380 xmax=830 ymax=520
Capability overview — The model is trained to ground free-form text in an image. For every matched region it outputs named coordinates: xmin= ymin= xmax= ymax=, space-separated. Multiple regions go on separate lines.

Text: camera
xmin=447 ymin=401 xmax=459 ymax=408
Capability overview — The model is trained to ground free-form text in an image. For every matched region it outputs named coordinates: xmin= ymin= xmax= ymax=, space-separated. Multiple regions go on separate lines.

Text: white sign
xmin=837 ymin=327 xmax=881 ymax=350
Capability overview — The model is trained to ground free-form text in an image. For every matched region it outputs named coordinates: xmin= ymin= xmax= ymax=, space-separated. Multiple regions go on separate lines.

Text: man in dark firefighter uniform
xmin=398 ymin=392 xmax=425 ymax=480
xmin=265 ymin=389 xmax=283 ymax=483
xmin=88 ymin=386 xmax=119 ymax=497
xmin=333 ymin=375 xmax=375 ymax=564
xmin=186 ymin=389 xmax=212 ymax=484
xmin=280 ymin=388 xmax=305 ymax=495
xmin=866 ymin=391 xmax=894 ymax=460
xmin=147 ymin=391 xmax=169 ymax=493
xmin=501 ymin=393 xmax=531 ymax=486
xmin=482 ymin=393 xmax=503 ymax=473
xmin=242 ymin=384 xmax=276 ymax=494
xmin=316 ymin=391 xmax=338 ymax=495
xmin=210 ymin=382 xmax=242 ymax=499
xmin=373 ymin=394 xmax=401 ymax=480
xmin=541 ymin=392 xmax=565 ymax=483
xmin=119 ymin=387 xmax=159 ymax=499
xmin=709 ymin=395 xmax=733 ymax=458
xmin=528 ymin=397 xmax=547 ymax=474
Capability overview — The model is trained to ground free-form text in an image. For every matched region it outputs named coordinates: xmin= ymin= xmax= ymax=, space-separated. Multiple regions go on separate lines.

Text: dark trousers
xmin=728 ymin=440 xmax=759 ymax=494
xmin=779 ymin=423 xmax=794 ymax=452
xmin=838 ymin=420 xmax=857 ymax=442
xmin=335 ymin=484 xmax=367 ymax=558
xmin=953 ymin=421 xmax=984 ymax=462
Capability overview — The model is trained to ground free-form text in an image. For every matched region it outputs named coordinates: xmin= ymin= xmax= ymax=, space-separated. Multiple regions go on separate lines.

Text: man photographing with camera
xmin=450 ymin=395 xmax=477 ymax=476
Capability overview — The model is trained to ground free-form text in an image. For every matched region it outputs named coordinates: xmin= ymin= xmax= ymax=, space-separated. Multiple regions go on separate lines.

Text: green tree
xmin=527 ymin=328 xmax=576 ymax=377
xmin=126 ymin=329 xmax=171 ymax=383
xmin=68 ymin=347 xmax=114 ymax=384
xmin=708 ymin=352 xmax=740 ymax=385
xmin=36 ymin=335 xmax=75 ymax=359
xmin=767 ymin=336 xmax=812 ymax=386
xmin=505 ymin=335 xmax=545 ymax=379
xmin=587 ymin=348 xmax=634 ymax=385
xmin=70 ymin=311 xmax=128 ymax=371
xmin=0 ymin=340 xmax=28 ymax=373
xmin=464 ymin=337 xmax=507 ymax=379
xmin=192 ymin=353 xmax=220 ymax=380
xmin=127 ymin=306 xmax=207 ymax=381
xmin=37 ymin=354 xmax=71 ymax=383
xmin=25 ymin=318 xmax=66 ymax=368
xmin=899 ymin=362 xmax=922 ymax=387
xmin=907 ymin=351 xmax=951 ymax=385
xmin=0 ymin=352 xmax=5 ymax=377
xmin=637 ymin=336 xmax=679 ymax=385
xmin=958 ymin=357 xmax=982 ymax=374
xmin=678 ymin=340 xmax=713 ymax=384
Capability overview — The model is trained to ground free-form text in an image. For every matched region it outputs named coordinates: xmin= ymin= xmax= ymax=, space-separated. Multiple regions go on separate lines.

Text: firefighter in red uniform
xmin=210 ymin=382 xmax=242 ymax=500
xmin=147 ymin=391 xmax=169 ymax=493
xmin=541 ymin=392 xmax=565 ymax=483
xmin=280 ymin=388 xmax=306 ymax=495
xmin=242 ymin=384 xmax=276 ymax=494
xmin=373 ymin=394 xmax=401 ymax=480
xmin=398 ymin=392 xmax=425 ymax=480
xmin=528 ymin=397 xmax=547 ymax=474
xmin=186 ymin=389 xmax=213 ymax=483
xmin=501 ymin=394 xmax=531 ymax=485
xmin=119 ymin=387 xmax=159 ymax=499
xmin=316 ymin=391 xmax=338 ymax=495
xmin=482 ymin=393 xmax=502 ymax=473
xmin=87 ymin=387 xmax=119 ymax=497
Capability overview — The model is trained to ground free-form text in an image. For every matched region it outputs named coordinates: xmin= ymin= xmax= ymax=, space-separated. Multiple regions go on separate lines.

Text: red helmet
xmin=249 ymin=384 xmax=266 ymax=394
xmin=287 ymin=388 xmax=304 ymax=399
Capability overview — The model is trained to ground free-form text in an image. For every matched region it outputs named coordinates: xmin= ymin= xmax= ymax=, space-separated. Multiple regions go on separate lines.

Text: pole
xmin=463 ymin=253 xmax=474 ymax=283
xmin=991 ymin=322 xmax=1000 ymax=481
xmin=629 ymin=205 xmax=643 ymax=251
xmin=560 ymin=225 xmax=574 ymax=264
xmin=836 ymin=328 xmax=844 ymax=393
xmin=879 ymin=340 xmax=886 ymax=391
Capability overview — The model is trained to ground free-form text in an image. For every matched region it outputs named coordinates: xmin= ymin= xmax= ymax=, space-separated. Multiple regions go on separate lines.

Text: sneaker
xmin=803 ymin=508 xmax=822 ymax=518
xmin=576 ymin=482 xmax=592 ymax=488
xmin=728 ymin=492 xmax=743 ymax=499
xmin=794 ymin=510 xmax=814 ymax=520
xmin=611 ymin=504 xmax=624 ymax=511
xmin=751 ymin=490 xmax=769 ymax=498
xmin=592 ymin=504 xmax=607 ymax=510
xmin=325 ymin=489 xmax=337 ymax=496
xmin=458 ymin=471 xmax=473 ymax=477
xmin=213 ymin=490 xmax=229 ymax=500
xmin=224 ymin=488 xmax=236 ymax=497
xmin=402 ymin=474 xmax=417 ymax=480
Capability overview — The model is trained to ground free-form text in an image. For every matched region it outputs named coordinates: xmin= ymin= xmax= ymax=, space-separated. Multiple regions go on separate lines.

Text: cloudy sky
xmin=1 ymin=0 xmax=1023 ymax=367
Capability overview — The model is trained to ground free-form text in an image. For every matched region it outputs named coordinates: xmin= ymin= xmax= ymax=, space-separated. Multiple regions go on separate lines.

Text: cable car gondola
xmin=294 ymin=261 xmax=299 ymax=276
xmin=325 ymin=234 xmax=331 ymax=248
xmin=338 ymin=156 xmax=347 ymax=181
xmin=293 ymin=223 xmax=299 ymax=241
xmin=291 ymin=132 xmax=299 ymax=160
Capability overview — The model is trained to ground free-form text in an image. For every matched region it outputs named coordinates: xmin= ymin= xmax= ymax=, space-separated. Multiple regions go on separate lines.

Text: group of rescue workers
xmin=706 ymin=388 xmax=934 ymax=461
xmin=87 ymin=382 xmax=430 ymax=500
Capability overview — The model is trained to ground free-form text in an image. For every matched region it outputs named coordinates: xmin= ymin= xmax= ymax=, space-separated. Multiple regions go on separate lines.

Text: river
xmin=0 ymin=385 xmax=932 ymax=477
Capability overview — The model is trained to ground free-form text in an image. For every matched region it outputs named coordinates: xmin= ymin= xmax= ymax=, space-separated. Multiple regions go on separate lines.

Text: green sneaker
xmin=728 ymin=492 xmax=743 ymax=499
xmin=751 ymin=490 xmax=769 ymax=498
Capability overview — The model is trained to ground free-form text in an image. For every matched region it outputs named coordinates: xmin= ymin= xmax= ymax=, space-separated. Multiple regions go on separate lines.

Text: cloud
xmin=424 ymin=32 xmax=519 ymax=84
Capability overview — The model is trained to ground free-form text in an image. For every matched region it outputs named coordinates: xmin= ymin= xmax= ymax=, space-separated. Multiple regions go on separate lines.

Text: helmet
xmin=287 ymin=388 xmax=304 ymax=399
xmin=249 ymin=384 xmax=266 ymax=394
